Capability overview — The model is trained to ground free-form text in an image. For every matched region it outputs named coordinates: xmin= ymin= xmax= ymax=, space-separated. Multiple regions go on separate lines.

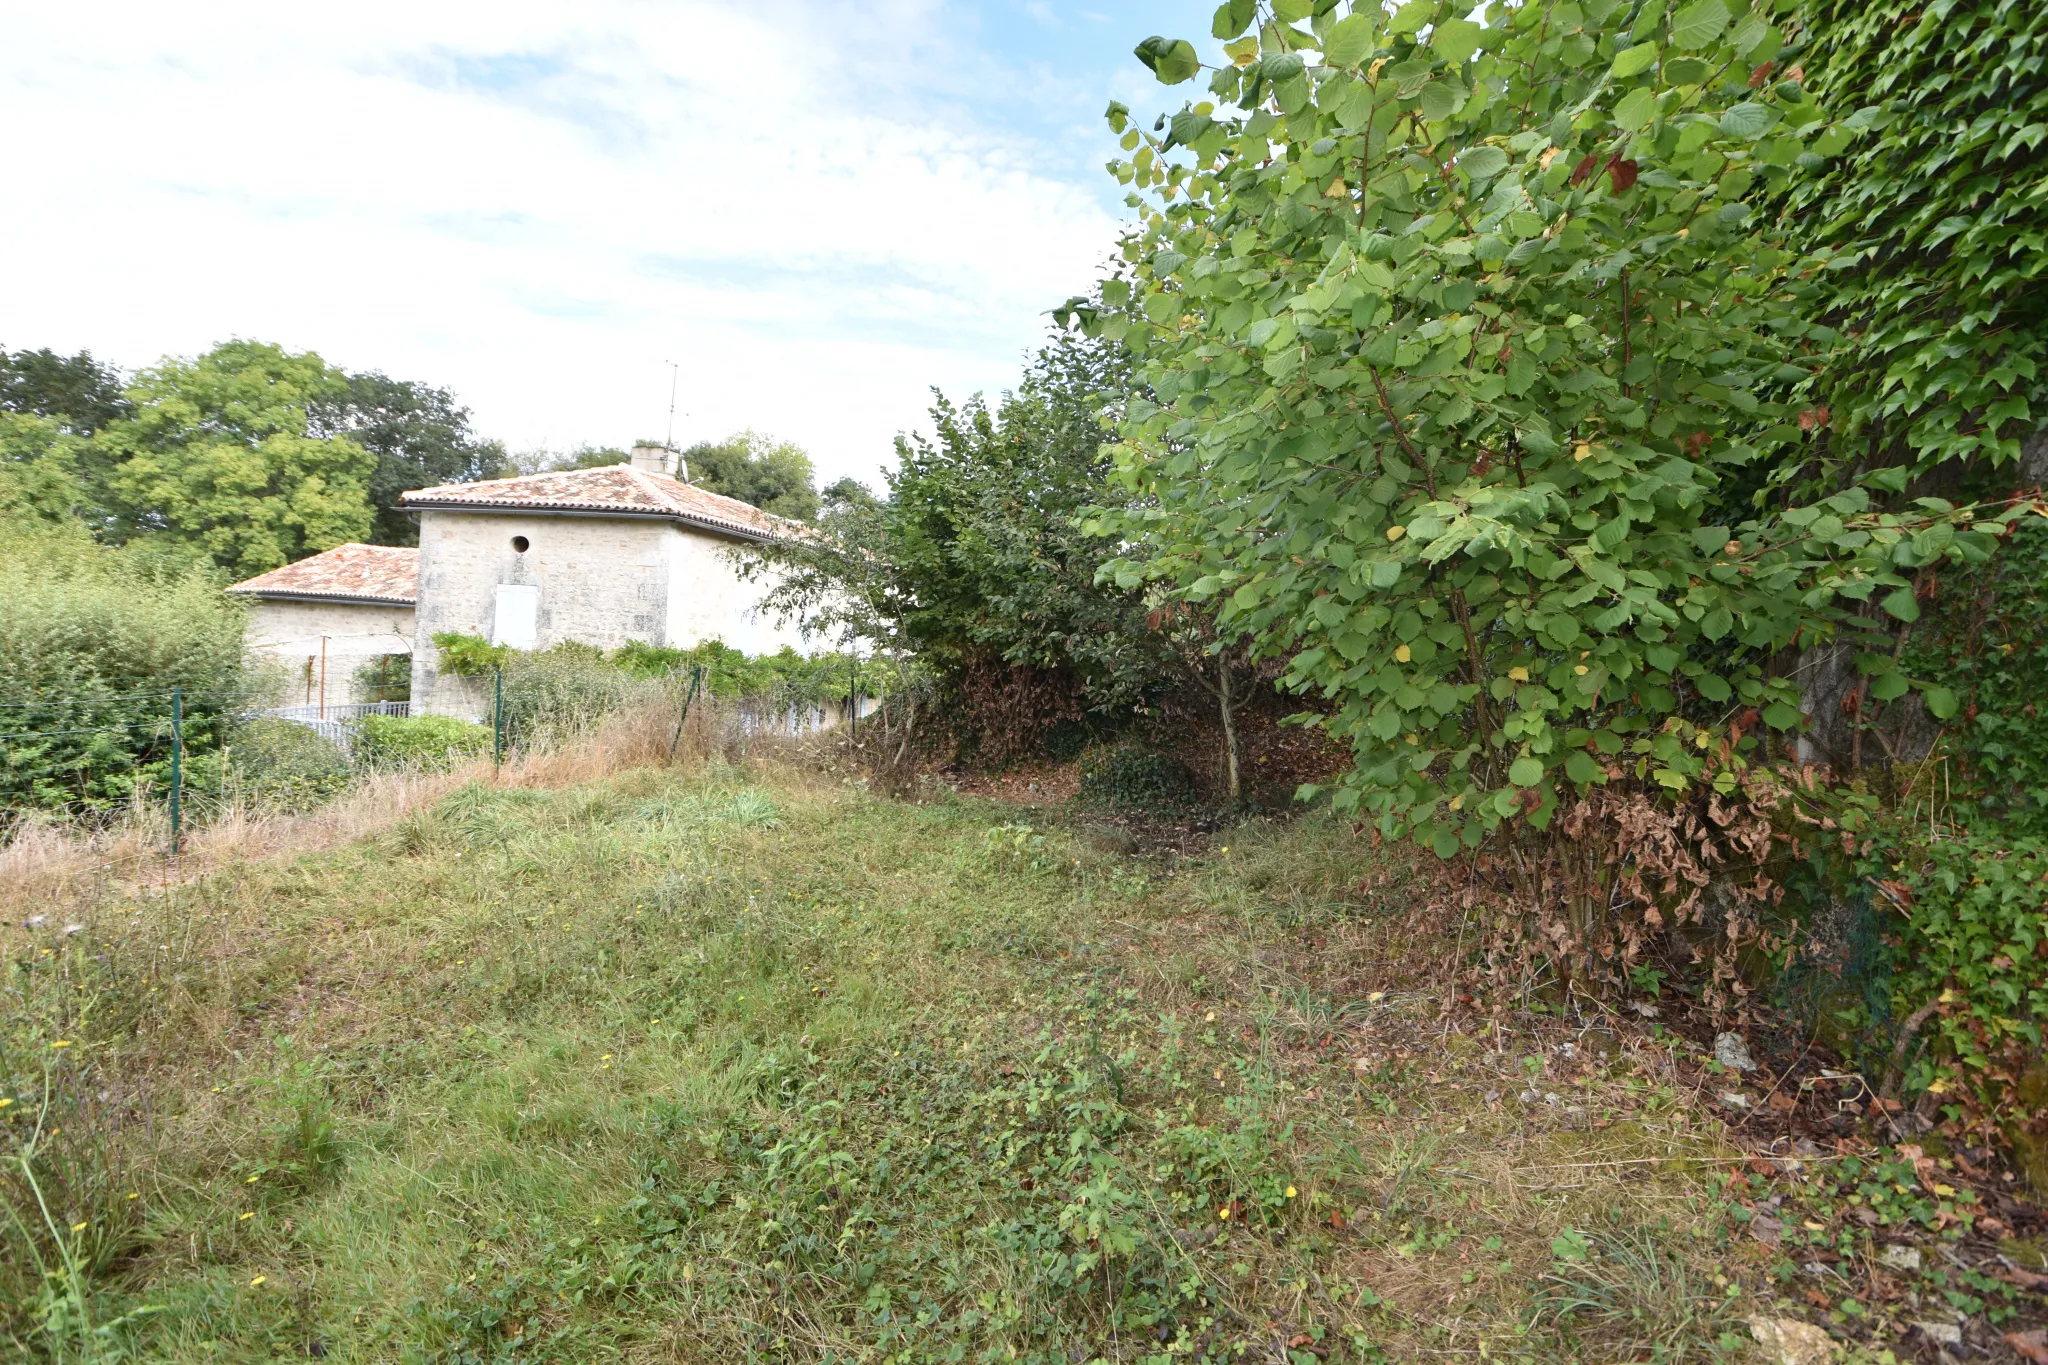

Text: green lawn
xmin=5 ymin=763 xmax=1762 ymax=1362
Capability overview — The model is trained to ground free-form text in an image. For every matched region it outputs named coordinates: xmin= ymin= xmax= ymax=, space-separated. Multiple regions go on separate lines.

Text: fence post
xmin=169 ymin=685 xmax=183 ymax=855
xmin=667 ymin=665 xmax=704 ymax=762
xmin=492 ymin=666 xmax=504 ymax=766
xmin=849 ymin=652 xmax=858 ymax=741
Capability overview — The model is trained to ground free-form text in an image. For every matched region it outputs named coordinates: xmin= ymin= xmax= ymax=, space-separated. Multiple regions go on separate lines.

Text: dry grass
xmin=0 ymin=697 xmax=737 ymax=925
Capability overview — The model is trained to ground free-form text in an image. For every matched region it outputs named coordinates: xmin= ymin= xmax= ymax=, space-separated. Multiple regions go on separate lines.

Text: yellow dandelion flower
xmin=1286 ymin=1186 xmax=1298 ymax=1199
xmin=1219 ymin=1206 xmax=1231 ymax=1221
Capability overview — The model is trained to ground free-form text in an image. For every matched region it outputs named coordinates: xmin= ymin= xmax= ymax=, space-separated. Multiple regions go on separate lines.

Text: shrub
xmin=228 ymin=718 xmax=353 ymax=810
xmin=0 ymin=522 xmax=256 ymax=816
xmin=350 ymin=713 xmax=488 ymax=768
xmin=1078 ymin=745 xmax=1197 ymax=813
xmin=430 ymin=631 xmax=507 ymax=677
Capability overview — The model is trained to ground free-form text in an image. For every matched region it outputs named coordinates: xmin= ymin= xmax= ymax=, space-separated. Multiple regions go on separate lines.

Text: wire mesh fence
xmin=2 ymin=659 xmax=886 ymax=856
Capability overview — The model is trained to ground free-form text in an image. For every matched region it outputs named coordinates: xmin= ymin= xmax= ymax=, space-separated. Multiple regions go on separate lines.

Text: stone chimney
xmin=629 ymin=443 xmax=685 ymax=479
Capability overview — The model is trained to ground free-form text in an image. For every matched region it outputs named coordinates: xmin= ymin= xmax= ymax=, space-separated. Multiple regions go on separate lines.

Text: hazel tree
xmin=1071 ymin=0 xmax=2025 ymax=855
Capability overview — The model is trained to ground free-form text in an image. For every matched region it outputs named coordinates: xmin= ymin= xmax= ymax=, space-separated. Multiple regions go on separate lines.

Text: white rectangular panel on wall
xmin=491 ymin=584 xmax=540 ymax=649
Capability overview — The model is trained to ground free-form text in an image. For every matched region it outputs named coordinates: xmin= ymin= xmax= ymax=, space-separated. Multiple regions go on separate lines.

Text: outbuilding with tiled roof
xmin=227 ymin=544 xmax=419 ymax=711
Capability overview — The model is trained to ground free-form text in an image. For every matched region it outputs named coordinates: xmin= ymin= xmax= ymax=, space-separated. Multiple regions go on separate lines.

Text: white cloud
xmin=0 ymin=0 xmax=1127 ymax=486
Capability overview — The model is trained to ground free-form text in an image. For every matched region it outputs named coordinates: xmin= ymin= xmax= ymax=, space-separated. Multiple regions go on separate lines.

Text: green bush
xmin=0 ymin=521 xmax=256 ymax=815
xmin=227 ymin=718 xmax=353 ymax=810
xmin=1078 ymin=745 xmax=1197 ymax=813
xmin=430 ymin=631 xmax=508 ymax=677
xmin=350 ymin=713 xmax=488 ymax=768
xmin=352 ymin=653 xmax=410 ymax=704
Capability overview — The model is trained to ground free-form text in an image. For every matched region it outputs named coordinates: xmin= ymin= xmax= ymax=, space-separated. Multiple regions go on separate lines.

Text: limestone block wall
xmin=661 ymin=526 xmax=810 ymax=656
xmin=241 ymin=599 xmax=416 ymax=708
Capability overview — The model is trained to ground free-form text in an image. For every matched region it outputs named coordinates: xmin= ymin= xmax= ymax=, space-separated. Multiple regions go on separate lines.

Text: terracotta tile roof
xmin=227 ymin=543 xmax=419 ymax=605
xmin=397 ymin=465 xmax=789 ymax=541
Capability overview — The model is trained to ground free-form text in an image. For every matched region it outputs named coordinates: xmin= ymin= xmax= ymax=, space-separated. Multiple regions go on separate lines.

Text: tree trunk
xmin=1218 ymin=655 xmax=1241 ymax=802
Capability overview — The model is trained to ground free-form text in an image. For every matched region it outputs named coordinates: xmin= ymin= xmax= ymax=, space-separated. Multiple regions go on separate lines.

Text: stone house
xmin=227 ymin=543 xmax=419 ymax=710
xmin=396 ymin=444 xmax=807 ymax=718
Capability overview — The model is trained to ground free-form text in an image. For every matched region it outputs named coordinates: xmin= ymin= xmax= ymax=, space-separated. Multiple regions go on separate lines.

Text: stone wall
xmin=242 ymin=599 xmax=416 ymax=708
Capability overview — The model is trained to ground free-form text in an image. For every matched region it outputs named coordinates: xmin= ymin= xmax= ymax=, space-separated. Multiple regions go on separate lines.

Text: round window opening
xmin=510 ymin=535 xmax=530 ymax=553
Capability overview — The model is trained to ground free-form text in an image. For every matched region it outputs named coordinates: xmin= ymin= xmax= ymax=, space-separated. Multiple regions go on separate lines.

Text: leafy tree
xmin=1077 ymin=0 xmax=2016 ymax=856
xmin=0 ymin=346 xmax=130 ymax=433
xmin=0 ymin=413 xmax=91 ymax=526
xmin=96 ymin=340 xmax=376 ymax=577
xmin=887 ymin=329 xmax=1167 ymax=712
xmin=682 ymin=430 xmax=820 ymax=520
xmin=311 ymin=372 xmax=506 ymax=545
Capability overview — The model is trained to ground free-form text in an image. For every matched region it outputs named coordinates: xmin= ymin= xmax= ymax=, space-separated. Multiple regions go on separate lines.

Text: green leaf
xmin=1211 ymin=0 xmax=1256 ymax=39
xmin=1870 ymin=672 xmax=1910 ymax=702
xmin=1614 ymin=87 xmax=1658 ymax=130
xmin=1418 ymin=80 xmax=1461 ymax=122
xmin=1610 ymin=41 xmax=1659 ymax=79
xmin=1134 ymin=36 xmax=1202 ymax=84
xmin=1388 ymin=0 xmax=1435 ymax=35
xmin=1323 ymin=13 xmax=1379 ymax=68
xmin=1663 ymin=55 xmax=1710 ymax=85
xmin=1509 ymin=755 xmax=1544 ymax=787
xmin=1668 ymin=0 xmax=1730 ymax=50
xmin=1717 ymin=102 xmax=1775 ymax=140
xmin=1431 ymin=19 xmax=1484 ymax=65
xmin=1762 ymin=701 xmax=1805 ymax=731
xmin=1460 ymin=145 xmax=1509 ymax=181
xmin=1143 ymin=292 xmax=1182 ymax=324
xmin=1924 ymin=686 xmax=1959 ymax=721
xmin=1565 ymin=750 xmax=1604 ymax=784
xmin=1881 ymin=586 xmax=1921 ymax=622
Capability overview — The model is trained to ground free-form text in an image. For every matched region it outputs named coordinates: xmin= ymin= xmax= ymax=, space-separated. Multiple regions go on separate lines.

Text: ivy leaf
xmin=1323 ymin=13 xmax=1378 ymax=68
xmin=1509 ymin=756 xmax=1545 ymax=787
xmin=1668 ymin=0 xmax=1731 ymax=51
xmin=1134 ymin=36 xmax=1201 ymax=84
xmin=1611 ymin=42 xmax=1660 ymax=79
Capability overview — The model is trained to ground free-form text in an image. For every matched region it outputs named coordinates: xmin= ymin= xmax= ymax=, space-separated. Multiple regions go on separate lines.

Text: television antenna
xmin=664 ymin=360 xmax=681 ymax=450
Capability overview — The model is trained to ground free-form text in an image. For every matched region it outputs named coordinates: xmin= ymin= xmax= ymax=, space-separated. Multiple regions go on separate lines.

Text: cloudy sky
xmin=0 ymin=1 xmax=1209 ymax=487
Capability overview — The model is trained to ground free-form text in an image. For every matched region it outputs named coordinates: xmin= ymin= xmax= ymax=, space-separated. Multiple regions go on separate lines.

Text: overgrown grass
xmin=3 ymin=761 xmax=1771 ymax=1362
